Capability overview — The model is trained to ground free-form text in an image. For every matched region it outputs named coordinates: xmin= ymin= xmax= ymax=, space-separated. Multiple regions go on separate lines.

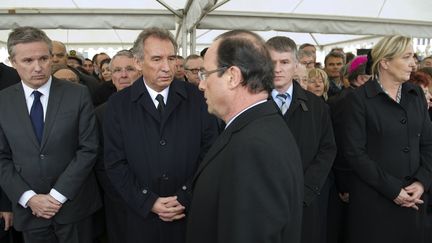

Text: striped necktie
xmin=276 ymin=93 xmax=289 ymax=115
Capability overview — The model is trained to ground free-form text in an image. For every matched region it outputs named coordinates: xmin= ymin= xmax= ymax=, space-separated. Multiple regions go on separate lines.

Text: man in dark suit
xmin=266 ymin=36 xmax=337 ymax=243
xmin=103 ymin=27 xmax=219 ymax=243
xmin=0 ymin=26 xmax=101 ymax=243
xmin=186 ymin=30 xmax=304 ymax=243
xmin=94 ymin=49 xmax=141 ymax=243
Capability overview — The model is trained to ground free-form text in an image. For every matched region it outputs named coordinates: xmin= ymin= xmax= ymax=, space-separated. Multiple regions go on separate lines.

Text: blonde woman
xmin=307 ymin=68 xmax=329 ymax=100
xmin=343 ymin=35 xmax=432 ymax=243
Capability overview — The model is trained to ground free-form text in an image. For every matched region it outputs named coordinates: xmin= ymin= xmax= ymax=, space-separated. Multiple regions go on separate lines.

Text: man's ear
xmin=227 ymin=66 xmax=242 ymax=90
xmin=134 ymin=57 xmax=142 ymax=71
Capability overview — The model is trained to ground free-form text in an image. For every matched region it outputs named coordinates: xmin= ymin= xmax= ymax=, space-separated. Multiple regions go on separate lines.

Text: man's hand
xmin=394 ymin=185 xmax=424 ymax=210
xmin=151 ymin=196 xmax=185 ymax=222
xmin=27 ymin=194 xmax=62 ymax=219
xmin=338 ymin=192 xmax=349 ymax=203
xmin=0 ymin=212 xmax=13 ymax=230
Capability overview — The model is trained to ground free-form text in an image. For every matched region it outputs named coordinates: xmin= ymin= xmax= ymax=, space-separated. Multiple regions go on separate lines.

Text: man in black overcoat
xmin=186 ymin=30 xmax=304 ymax=243
xmin=103 ymin=27 xmax=219 ymax=243
xmin=266 ymin=36 xmax=337 ymax=243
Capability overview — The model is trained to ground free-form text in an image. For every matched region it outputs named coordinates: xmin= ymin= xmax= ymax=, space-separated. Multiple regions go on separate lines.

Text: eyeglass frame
xmin=198 ymin=66 xmax=228 ymax=81
xmin=184 ymin=68 xmax=200 ymax=74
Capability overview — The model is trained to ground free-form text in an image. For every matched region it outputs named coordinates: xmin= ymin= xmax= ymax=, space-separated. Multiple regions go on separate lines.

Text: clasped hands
xmin=0 ymin=211 xmax=13 ymax=230
xmin=393 ymin=181 xmax=424 ymax=210
xmin=27 ymin=194 xmax=62 ymax=219
xmin=151 ymin=196 xmax=185 ymax=222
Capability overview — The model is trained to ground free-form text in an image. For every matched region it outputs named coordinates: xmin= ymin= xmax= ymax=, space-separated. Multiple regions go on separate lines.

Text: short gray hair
xmin=7 ymin=26 xmax=52 ymax=59
xmin=132 ymin=27 xmax=177 ymax=60
xmin=265 ymin=36 xmax=299 ymax=62
xmin=110 ymin=49 xmax=134 ymax=70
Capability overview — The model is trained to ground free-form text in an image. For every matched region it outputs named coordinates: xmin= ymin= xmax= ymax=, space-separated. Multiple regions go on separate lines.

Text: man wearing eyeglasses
xmin=103 ymin=27 xmax=219 ymax=243
xmin=93 ymin=49 xmax=141 ymax=243
xmin=187 ymin=30 xmax=304 ymax=243
xmin=184 ymin=54 xmax=203 ymax=86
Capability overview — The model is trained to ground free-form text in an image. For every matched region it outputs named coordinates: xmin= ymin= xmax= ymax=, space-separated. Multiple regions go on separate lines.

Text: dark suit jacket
xmin=103 ymin=78 xmax=219 ymax=243
xmin=0 ymin=78 xmax=101 ymax=231
xmin=343 ymin=80 xmax=432 ymax=243
xmin=186 ymin=101 xmax=304 ymax=243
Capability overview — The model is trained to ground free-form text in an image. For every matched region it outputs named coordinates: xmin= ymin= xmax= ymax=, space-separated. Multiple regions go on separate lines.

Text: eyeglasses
xmin=198 ymin=67 xmax=228 ymax=81
xmin=185 ymin=68 xmax=200 ymax=74
xmin=112 ymin=66 xmax=137 ymax=74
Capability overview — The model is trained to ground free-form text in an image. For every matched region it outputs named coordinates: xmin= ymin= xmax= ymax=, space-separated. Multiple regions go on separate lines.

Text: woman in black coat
xmin=343 ymin=35 xmax=432 ymax=243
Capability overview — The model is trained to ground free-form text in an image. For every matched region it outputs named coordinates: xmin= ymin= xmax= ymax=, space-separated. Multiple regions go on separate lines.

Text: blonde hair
xmin=371 ymin=35 xmax=412 ymax=78
xmin=308 ymin=68 xmax=329 ymax=100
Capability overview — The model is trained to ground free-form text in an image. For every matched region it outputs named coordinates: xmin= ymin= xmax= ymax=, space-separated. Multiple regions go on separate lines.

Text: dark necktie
xmin=156 ymin=94 xmax=165 ymax=114
xmin=30 ymin=90 xmax=44 ymax=144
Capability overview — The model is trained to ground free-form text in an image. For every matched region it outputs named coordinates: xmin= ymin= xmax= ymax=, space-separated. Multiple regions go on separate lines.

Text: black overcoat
xmin=103 ymin=78 xmax=219 ymax=243
xmin=279 ymin=82 xmax=337 ymax=243
xmin=343 ymin=79 xmax=432 ymax=243
xmin=186 ymin=101 xmax=304 ymax=243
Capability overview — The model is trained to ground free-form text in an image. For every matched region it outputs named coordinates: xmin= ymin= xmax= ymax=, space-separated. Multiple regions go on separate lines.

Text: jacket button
xmin=403 ymin=147 xmax=410 ymax=153
xmin=39 ymin=154 xmax=45 ymax=159
xmin=182 ymin=185 xmax=187 ymax=191
xmin=400 ymin=118 xmax=407 ymax=124
xmin=160 ymin=139 xmax=166 ymax=146
xmin=142 ymin=189 xmax=147 ymax=194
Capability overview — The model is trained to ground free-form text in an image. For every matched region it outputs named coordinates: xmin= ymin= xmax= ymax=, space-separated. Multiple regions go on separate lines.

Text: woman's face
xmin=383 ymin=44 xmax=416 ymax=83
xmin=101 ymin=63 xmax=112 ymax=81
xmin=307 ymin=75 xmax=324 ymax=97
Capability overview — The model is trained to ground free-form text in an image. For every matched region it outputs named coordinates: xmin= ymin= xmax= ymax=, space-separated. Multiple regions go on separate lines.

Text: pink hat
xmin=348 ymin=55 xmax=368 ymax=75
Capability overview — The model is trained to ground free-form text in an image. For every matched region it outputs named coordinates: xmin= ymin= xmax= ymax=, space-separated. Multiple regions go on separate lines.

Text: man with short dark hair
xmin=104 ymin=27 xmax=219 ymax=243
xmin=187 ymin=30 xmax=304 ymax=243
xmin=266 ymin=36 xmax=337 ymax=243
xmin=0 ymin=26 xmax=101 ymax=243
xmin=324 ymin=51 xmax=345 ymax=97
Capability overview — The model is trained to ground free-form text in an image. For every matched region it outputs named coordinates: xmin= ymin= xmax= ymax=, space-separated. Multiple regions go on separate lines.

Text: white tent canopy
xmin=0 ymin=0 xmax=431 ymax=61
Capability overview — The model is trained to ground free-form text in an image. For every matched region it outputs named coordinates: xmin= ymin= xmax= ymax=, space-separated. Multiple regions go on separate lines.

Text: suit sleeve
xmin=53 ymin=87 xmax=99 ymax=200
xmin=343 ymin=92 xmax=403 ymax=200
xmin=0 ymin=188 xmax=11 ymax=212
xmin=0 ymin=117 xmax=32 ymax=204
xmin=103 ymin=96 xmax=158 ymax=219
xmin=303 ymin=103 xmax=337 ymax=205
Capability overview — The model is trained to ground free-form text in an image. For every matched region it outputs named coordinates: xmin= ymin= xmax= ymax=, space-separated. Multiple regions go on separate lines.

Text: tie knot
xmin=276 ymin=93 xmax=288 ymax=100
xmin=33 ymin=90 xmax=42 ymax=100
xmin=155 ymin=94 xmax=164 ymax=104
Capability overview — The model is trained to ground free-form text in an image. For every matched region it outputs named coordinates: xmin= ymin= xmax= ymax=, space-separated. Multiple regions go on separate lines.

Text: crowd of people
xmin=0 ymin=25 xmax=431 ymax=243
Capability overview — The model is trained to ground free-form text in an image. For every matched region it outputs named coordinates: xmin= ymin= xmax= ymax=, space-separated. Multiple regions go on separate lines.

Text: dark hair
xmin=409 ymin=71 xmax=432 ymax=87
xmin=200 ymin=47 xmax=208 ymax=57
xmin=7 ymin=26 xmax=52 ymax=59
xmin=324 ymin=51 xmax=346 ymax=66
xmin=419 ymin=67 xmax=432 ymax=78
xmin=214 ymin=30 xmax=274 ymax=93
xmin=100 ymin=58 xmax=111 ymax=70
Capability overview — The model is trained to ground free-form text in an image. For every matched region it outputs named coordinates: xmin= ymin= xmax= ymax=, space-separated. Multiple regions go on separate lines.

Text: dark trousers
xmin=22 ymin=216 xmax=92 ymax=243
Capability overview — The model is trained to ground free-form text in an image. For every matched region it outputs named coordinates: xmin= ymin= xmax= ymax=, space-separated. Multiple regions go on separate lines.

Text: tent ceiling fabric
xmin=0 ymin=0 xmax=431 ymax=48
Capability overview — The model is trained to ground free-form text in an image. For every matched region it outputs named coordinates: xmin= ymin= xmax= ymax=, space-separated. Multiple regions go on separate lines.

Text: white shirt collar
xmin=22 ymin=76 xmax=52 ymax=99
xmin=271 ymin=82 xmax=293 ymax=99
xmin=225 ymin=99 xmax=267 ymax=129
xmin=143 ymin=78 xmax=170 ymax=108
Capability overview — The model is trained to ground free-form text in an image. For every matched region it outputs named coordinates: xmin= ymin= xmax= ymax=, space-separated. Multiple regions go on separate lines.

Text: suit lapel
xmin=131 ymin=79 xmax=161 ymax=123
xmin=13 ymin=84 xmax=40 ymax=148
xmin=41 ymin=78 xmax=63 ymax=149
xmin=286 ymin=82 xmax=307 ymax=117
xmin=161 ymin=80 xmax=187 ymax=128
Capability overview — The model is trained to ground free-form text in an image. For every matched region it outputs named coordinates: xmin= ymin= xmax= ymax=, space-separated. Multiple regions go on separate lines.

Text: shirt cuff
xmin=18 ymin=190 xmax=36 ymax=208
xmin=49 ymin=189 xmax=67 ymax=204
